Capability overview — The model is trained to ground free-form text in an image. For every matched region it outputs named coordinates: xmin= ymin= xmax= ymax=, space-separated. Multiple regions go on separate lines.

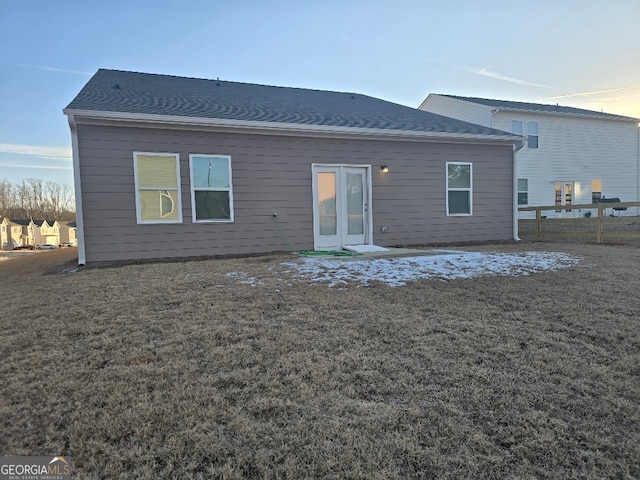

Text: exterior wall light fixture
xmin=380 ymin=165 xmax=389 ymax=173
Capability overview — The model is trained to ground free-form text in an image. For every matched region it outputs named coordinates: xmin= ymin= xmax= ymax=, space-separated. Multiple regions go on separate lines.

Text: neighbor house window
xmin=591 ymin=179 xmax=602 ymax=203
xmin=133 ymin=152 xmax=182 ymax=223
xmin=446 ymin=162 xmax=472 ymax=215
xmin=518 ymin=179 xmax=528 ymax=205
xmin=189 ymin=154 xmax=234 ymax=222
xmin=511 ymin=120 xmax=523 ymax=135
xmin=527 ymin=121 xmax=539 ymax=148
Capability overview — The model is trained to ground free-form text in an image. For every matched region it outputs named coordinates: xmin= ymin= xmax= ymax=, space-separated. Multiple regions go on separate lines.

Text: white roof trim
xmin=490 ymin=106 xmax=640 ymax=123
xmin=422 ymin=94 xmax=639 ymax=123
xmin=63 ymin=108 xmax=522 ymax=144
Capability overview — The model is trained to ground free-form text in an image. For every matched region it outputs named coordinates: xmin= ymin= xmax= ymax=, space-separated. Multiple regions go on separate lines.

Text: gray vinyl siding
xmin=76 ymin=124 xmax=514 ymax=262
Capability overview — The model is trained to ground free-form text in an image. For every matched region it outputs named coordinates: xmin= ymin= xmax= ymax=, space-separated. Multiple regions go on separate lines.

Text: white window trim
xmin=446 ymin=162 xmax=473 ymax=216
xmin=517 ymin=178 xmax=529 ymax=205
xmin=189 ymin=154 xmax=234 ymax=223
xmin=133 ymin=151 xmax=183 ymax=224
xmin=527 ymin=121 xmax=539 ymax=149
xmin=311 ymin=163 xmax=374 ymax=249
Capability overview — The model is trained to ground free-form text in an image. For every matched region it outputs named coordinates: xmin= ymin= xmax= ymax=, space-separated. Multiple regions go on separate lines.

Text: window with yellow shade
xmin=133 ymin=152 xmax=182 ymax=223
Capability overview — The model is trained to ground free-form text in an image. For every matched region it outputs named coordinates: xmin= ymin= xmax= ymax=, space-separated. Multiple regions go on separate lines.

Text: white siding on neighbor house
xmin=59 ymin=225 xmax=77 ymax=245
xmin=420 ymin=95 xmax=640 ymax=218
xmin=33 ymin=222 xmax=61 ymax=246
xmin=491 ymin=112 xmax=640 ymax=217
xmin=0 ymin=221 xmax=8 ymax=250
xmin=419 ymin=95 xmax=494 ymax=129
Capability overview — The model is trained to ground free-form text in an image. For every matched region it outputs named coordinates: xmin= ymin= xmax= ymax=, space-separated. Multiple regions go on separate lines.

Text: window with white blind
xmin=133 ymin=152 xmax=182 ymax=224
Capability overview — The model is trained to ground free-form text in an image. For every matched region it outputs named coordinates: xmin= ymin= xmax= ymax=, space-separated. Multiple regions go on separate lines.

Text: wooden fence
xmin=518 ymin=201 xmax=640 ymax=243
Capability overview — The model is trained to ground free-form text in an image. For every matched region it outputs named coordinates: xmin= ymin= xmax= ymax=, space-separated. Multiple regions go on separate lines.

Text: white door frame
xmin=311 ymin=163 xmax=373 ymax=250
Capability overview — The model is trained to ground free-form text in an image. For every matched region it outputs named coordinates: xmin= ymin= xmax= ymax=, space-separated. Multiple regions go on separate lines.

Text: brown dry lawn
xmin=1 ymin=243 xmax=639 ymax=479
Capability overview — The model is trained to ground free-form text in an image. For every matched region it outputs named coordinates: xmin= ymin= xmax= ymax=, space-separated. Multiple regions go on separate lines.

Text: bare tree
xmin=0 ymin=178 xmax=75 ymax=221
xmin=59 ymin=184 xmax=75 ymax=221
xmin=15 ymin=180 xmax=29 ymax=219
xmin=0 ymin=179 xmax=12 ymax=218
xmin=44 ymin=181 xmax=75 ymax=220
xmin=26 ymin=178 xmax=46 ymax=219
xmin=46 ymin=181 xmax=62 ymax=219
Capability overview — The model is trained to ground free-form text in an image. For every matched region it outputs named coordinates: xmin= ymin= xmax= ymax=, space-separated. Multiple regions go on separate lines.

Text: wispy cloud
xmin=539 ymin=85 xmax=640 ymax=101
xmin=0 ymin=143 xmax=72 ymax=160
xmin=461 ymin=67 xmax=552 ymax=89
xmin=586 ymin=95 xmax=629 ymax=103
xmin=425 ymin=59 xmax=553 ymax=89
xmin=20 ymin=64 xmax=92 ymax=76
xmin=0 ymin=163 xmax=72 ymax=171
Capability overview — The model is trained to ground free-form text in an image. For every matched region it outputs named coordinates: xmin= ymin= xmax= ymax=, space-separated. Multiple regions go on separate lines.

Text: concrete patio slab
xmin=297 ymin=247 xmax=468 ymax=261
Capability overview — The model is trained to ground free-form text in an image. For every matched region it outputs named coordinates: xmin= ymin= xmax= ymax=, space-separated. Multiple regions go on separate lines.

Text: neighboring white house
xmin=420 ymin=95 xmax=640 ymax=217
xmin=32 ymin=220 xmax=60 ymax=247
xmin=3 ymin=218 xmax=36 ymax=248
xmin=0 ymin=218 xmax=22 ymax=250
xmin=59 ymin=221 xmax=77 ymax=246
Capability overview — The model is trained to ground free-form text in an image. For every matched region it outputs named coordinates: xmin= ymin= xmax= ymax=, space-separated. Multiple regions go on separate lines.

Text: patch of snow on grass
xmin=279 ymin=251 xmax=582 ymax=287
xmin=225 ymin=271 xmax=264 ymax=286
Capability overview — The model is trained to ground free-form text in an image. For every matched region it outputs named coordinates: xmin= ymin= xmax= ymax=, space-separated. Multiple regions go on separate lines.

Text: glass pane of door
xmin=565 ymin=183 xmax=573 ymax=211
xmin=346 ymin=172 xmax=364 ymax=235
xmin=318 ymin=172 xmax=337 ymax=236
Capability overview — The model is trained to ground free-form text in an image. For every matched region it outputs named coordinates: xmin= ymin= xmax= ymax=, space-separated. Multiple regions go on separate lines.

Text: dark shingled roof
xmin=442 ymin=95 xmax=639 ymax=122
xmin=11 ymin=219 xmax=32 ymax=226
xmin=32 ymin=219 xmax=47 ymax=227
xmin=9 ymin=219 xmax=61 ymax=227
xmin=65 ymin=69 xmax=519 ymax=138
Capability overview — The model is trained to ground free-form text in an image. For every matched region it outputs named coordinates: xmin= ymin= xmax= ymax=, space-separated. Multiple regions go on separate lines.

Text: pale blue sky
xmin=1 ymin=0 xmax=639 ymax=188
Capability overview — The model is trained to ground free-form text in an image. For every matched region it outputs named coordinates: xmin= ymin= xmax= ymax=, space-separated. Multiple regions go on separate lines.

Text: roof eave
xmin=63 ymin=109 xmax=522 ymax=144
xmin=489 ymin=106 xmax=638 ymax=123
